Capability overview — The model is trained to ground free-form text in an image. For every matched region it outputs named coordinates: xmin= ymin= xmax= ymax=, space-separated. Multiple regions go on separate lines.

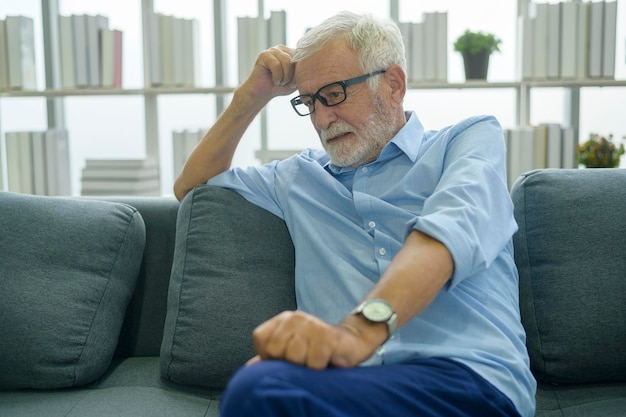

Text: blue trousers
xmin=219 ymin=357 xmax=521 ymax=417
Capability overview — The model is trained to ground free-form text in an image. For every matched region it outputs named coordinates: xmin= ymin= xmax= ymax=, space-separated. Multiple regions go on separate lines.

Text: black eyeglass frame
xmin=290 ymin=69 xmax=387 ymax=116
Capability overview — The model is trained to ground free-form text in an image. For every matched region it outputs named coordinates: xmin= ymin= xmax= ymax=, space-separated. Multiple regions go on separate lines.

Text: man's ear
xmin=384 ymin=64 xmax=406 ymax=106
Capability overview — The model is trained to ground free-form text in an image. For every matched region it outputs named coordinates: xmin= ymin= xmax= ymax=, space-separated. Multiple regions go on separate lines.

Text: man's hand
xmin=239 ymin=45 xmax=298 ymax=104
xmin=249 ymin=310 xmax=388 ymax=370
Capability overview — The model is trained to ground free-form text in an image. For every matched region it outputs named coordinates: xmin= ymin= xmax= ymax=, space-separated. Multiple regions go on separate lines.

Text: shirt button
xmin=378 ymin=248 xmax=387 ymax=256
xmin=361 ymin=167 xmax=369 ymax=174
xmin=368 ymin=221 xmax=376 ymax=229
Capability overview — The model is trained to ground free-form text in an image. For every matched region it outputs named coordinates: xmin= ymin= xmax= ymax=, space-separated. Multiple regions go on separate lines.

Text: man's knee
xmin=219 ymin=360 xmax=309 ymax=417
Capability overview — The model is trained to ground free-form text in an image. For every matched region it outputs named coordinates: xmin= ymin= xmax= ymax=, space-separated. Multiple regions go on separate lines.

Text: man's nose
xmin=312 ymin=101 xmax=338 ymax=130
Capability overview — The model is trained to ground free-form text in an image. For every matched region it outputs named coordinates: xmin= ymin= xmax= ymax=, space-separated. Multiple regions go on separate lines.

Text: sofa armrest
xmin=511 ymin=168 xmax=626 ymax=385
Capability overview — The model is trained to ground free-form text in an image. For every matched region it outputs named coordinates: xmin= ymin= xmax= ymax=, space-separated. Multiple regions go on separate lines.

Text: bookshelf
xmin=0 ymin=0 xmax=624 ymax=195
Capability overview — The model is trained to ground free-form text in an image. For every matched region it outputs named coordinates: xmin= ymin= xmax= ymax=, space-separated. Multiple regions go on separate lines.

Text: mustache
xmin=320 ymin=122 xmax=356 ymax=142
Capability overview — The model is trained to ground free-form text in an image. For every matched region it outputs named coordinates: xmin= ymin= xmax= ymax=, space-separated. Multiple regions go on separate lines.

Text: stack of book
xmin=80 ymin=158 xmax=160 ymax=196
xmin=4 ymin=129 xmax=71 ymax=195
xmin=172 ymin=128 xmax=206 ymax=178
xmin=0 ymin=15 xmax=37 ymax=91
xmin=237 ymin=10 xmax=286 ymax=83
xmin=144 ymin=13 xmax=200 ymax=88
xmin=399 ymin=11 xmax=448 ymax=83
xmin=519 ymin=0 xmax=618 ymax=81
xmin=505 ymin=123 xmax=577 ymax=188
xmin=58 ymin=14 xmax=123 ymax=89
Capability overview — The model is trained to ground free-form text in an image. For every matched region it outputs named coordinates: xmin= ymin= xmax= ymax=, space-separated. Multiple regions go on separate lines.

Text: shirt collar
xmin=324 ymin=111 xmax=424 ymax=175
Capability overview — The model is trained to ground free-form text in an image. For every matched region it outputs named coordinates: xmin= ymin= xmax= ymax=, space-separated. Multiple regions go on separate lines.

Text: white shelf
xmin=0 ymin=86 xmax=236 ymax=98
xmin=523 ymin=79 xmax=626 ymax=88
xmin=5 ymin=79 xmax=623 ymax=98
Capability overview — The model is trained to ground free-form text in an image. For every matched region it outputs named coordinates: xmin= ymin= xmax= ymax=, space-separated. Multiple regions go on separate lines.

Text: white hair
xmin=292 ymin=11 xmax=407 ymax=90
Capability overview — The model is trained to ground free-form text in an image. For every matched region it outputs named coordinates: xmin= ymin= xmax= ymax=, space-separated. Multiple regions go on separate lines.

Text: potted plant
xmin=576 ymin=133 xmax=625 ymax=168
xmin=453 ymin=30 xmax=502 ymax=80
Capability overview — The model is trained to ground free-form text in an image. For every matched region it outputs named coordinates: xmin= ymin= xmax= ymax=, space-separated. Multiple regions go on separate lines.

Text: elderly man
xmin=174 ymin=11 xmax=536 ymax=417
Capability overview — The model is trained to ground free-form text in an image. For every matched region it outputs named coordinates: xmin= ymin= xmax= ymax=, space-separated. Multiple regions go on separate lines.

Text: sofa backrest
xmin=511 ymin=168 xmax=626 ymax=385
xmin=159 ymin=185 xmax=296 ymax=389
xmin=107 ymin=197 xmax=180 ymax=358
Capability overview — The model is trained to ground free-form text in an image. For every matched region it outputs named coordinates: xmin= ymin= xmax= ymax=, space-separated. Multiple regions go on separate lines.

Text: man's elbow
xmin=173 ymin=177 xmax=190 ymax=201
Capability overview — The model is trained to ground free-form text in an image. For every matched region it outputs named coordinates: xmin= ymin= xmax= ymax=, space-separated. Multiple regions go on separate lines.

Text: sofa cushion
xmin=511 ymin=168 xmax=626 ymax=384
xmin=0 ymin=192 xmax=145 ymax=390
xmin=160 ymin=185 xmax=296 ymax=389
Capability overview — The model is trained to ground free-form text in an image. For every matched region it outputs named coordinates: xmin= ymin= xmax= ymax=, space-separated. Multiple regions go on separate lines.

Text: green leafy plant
xmin=453 ymin=30 xmax=502 ymax=55
xmin=576 ymin=133 xmax=625 ymax=168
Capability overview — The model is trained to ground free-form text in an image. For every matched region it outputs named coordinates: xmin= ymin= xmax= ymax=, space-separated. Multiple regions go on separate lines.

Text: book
xmin=0 ymin=20 xmax=9 ymax=90
xmin=237 ymin=16 xmax=266 ymax=83
xmin=532 ymin=124 xmax=547 ymax=169
xmin=31 ymin=131 xmax=47 ymax=195
xmin=172 ymin=128 xmax=204 ymax=177
xmin=5 ymin=132 xmax=24 ymax=192
xmin=5 ymin=15 xmax=37 ymax=90
xmin=602 ymin=1 xmax=617 ymax=79
xmin=5 ymin=131 xmax=34 ymax=194
xmin=435 ymin=11 xmax=448 ymax=82
xmin=85 ymin=14 xmax=109 ymax=87
xmin=80 ymin=178 xmax=160 ymax=195
xmin=398 ymin=22 xmax=412 ymax=77
xmin=45 ymin=129 xmax=71 ymax=196
xmin=172 ymin=130 xmax=186 ymax=177
xmin=112 ymin=29 xmax=123 ymax=88
xmin=58 ymin=15 xmax=76 ymax=89
xmin=160 ymin=14 xmax=174 ymax=87
xmin=4 ymin=129 xmax=72 ymax=195
xmin=145 ymin=12 xmax=162 ymax=87
xmin=81 ymin=158 xmax=160 ymax=196
xmin=576 ymin=1 xmax=590 ymax=79
xmin=507 ymin=127 xmax=534 ymax=189
xmin=546 ymin=2 xmax=561 ymax=79
xmin=561 ymin=127 xmax=577 ymax=169
xmin=409 ymin=22 xmax=424 ymax=83
xmin=81 ymin=165 xmax=158 ymax=180
xmin=545 ymin=123 xmax=562 ymax=168
xmin=422 ymin=12 xmax=437 ymax=82
xmin=182 ymin=19 xmax=200 ymax=87
xmin=587 ymin=0 xmax=604 ymax=78
xmin=560 ymin=1 xmax=577 ymax=79
xmin=72 ymin=15 xmax=88 ymax=88
xmin=518 ymin=15 xmax=534 ymax=81
xmin=172 ymin=17 xmax=185 ymax=87
xmin=101 ymin=28 xmax=123 ymax=89
xmin=101 ymin=28 xmax=114 ymax=88
xmin=533 ymin=3 xmax=549 ymax=80
xmin=268 ymin=10 xmax=287 ymax=47
xmin=83 ymin=158 xmax=157 ymax=169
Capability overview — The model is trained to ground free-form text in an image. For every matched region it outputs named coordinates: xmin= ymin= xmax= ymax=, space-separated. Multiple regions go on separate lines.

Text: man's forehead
xmin=294 ymin=44 xmax=360 ymax=93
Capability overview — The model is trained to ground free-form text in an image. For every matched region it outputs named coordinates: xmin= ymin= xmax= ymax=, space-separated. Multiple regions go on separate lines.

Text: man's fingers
xmin=251 ymin=313 xmax=284 ymax=359
xmin=245 ymin=355 xmax=262 ymax=366
xmin=261 ymin=46 xmax=297 ymax=89
xmin=283 ymin=334 xmax=308 ymax=365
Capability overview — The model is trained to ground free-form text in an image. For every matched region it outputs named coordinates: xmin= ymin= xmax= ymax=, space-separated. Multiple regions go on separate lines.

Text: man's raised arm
xmin=173 ymin=45 xmax=297 ymax=201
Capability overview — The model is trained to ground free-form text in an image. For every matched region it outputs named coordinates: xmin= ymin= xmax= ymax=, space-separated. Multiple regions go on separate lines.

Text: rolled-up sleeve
xmin=408 ymin=116 xmax=517 ymax=287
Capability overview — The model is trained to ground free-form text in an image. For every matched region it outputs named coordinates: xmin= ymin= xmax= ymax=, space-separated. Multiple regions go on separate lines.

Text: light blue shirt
xmin=208 ymin=112 xmax=536 ymax=417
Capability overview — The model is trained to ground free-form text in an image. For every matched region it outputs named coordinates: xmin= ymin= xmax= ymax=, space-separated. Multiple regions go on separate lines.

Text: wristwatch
xmin=350 ymin=299 xmax=398 ymax=340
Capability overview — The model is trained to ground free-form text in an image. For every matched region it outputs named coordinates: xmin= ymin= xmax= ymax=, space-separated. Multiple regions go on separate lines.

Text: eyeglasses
xmin=290 ymin=69 xmax=387 ymax=116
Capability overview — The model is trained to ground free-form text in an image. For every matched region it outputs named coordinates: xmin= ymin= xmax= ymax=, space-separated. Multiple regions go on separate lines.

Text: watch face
xmin=362 ymin=300 xmax=392 ymax=322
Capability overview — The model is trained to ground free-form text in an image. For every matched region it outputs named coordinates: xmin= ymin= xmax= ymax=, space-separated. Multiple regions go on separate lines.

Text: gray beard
xmin=322 ymin=99 xmax=398 ymax=169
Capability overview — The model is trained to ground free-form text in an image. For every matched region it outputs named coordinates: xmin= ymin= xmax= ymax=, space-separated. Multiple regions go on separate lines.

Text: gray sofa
xmin=1 ymin=168 xmax=625 ymax=417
